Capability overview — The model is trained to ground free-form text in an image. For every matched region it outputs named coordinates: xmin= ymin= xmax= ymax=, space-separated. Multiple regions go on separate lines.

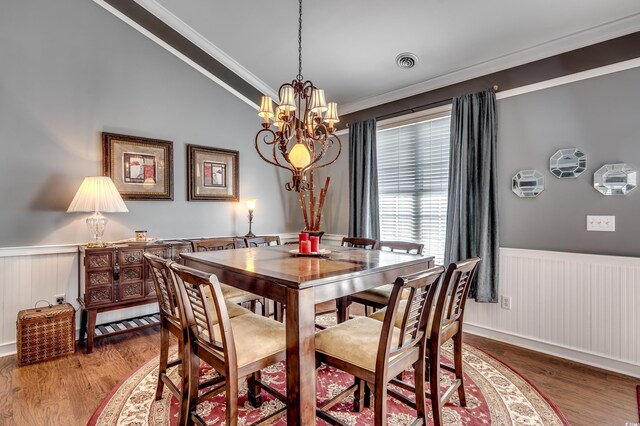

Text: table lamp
xmin=244 ymin=199 xmax=256 ymax=238
xmin=67 ymin=176 xmax=129 ymax=247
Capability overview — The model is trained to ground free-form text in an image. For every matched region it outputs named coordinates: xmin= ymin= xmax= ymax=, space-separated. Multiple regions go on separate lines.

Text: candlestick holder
xmin=244 ymin=199 xmax=256 ymax=238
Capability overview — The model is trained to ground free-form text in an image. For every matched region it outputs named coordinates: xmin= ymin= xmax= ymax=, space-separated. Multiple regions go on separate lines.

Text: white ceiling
xmin=137 ymin=0 xmax=640 ymax=114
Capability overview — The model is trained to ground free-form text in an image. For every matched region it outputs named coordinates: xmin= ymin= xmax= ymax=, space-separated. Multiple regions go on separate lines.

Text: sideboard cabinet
xmin=78 ymin=241 xmax=192 ymax=353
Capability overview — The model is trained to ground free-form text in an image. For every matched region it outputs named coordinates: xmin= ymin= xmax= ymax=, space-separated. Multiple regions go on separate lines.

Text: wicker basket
xmin=16 ymin=303 xmax=75 ymax=366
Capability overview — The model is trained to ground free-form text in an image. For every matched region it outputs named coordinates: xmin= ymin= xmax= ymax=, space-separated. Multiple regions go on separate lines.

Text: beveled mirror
xmin=594 ymin=163 xmax=637 ymax=195
xmin=550 ymin=148 xmax=586 ymax=178
xmin=512 ymin=170 xmax=544 ymax=198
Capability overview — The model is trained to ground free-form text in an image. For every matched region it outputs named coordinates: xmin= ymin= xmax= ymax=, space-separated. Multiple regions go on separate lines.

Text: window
xmin=377 ymin=114 xmax=451 ymax=264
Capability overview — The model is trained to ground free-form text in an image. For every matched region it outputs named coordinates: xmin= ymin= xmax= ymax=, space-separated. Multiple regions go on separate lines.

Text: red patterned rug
xmin=89 ymin=318 xmax=569 ymax=425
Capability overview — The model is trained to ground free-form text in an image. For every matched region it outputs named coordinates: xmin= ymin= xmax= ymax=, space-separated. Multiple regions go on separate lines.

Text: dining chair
xmin=340 ymin=236 xmax=378 ymax=249
xmin=169 ymin=263 xmax=287 ymax=426
xmin=191 ymin=238 xmax=266 ymax=314
xmin=369 ymin=257 xmax=481 ymax=425
xmin=244 ymin=235 xmax=281 ymax=247
xmin=342 ymin=241 xmax=425 ymax=320
xmin=144 ymin=253 xmax=251 ymax=425
xmin=315 ymin=266 xmax=446 ymax=426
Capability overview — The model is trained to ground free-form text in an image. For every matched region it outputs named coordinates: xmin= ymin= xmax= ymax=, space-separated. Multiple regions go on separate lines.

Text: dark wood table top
xmin=181 ymin=245 xmax=434 ymax=290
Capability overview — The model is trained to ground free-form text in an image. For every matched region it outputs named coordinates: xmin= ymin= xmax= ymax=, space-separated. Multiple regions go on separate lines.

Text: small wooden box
xmin=16 ymin=303 xmax=75 ymax=366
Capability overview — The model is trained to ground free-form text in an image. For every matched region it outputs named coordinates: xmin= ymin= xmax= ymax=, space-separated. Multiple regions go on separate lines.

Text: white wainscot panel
xmin=464 ymin=248 xmax=640 ymax=378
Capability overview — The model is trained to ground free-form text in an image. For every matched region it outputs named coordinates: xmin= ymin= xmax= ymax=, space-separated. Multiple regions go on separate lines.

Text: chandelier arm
xmin=303 ymin=134 xmax=342 ymax=172
xmin=255 ymin=129 xmax=294 ymax=173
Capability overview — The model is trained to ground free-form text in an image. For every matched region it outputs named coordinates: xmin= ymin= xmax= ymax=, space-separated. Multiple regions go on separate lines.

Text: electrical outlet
xmin=500 ymin=296 xmax=512 ymax=310
xmin=55 ymin=294 xmax=65 ymax=304
xmin=586 ymin=215 xmax=615 ymax=232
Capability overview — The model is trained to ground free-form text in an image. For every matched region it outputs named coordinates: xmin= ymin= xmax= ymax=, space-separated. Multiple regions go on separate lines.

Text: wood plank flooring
xmin=0 ymin=322 xmax=637 ymax=425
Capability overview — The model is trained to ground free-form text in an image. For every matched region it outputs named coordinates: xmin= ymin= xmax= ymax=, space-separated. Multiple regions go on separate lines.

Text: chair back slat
xmin=376 ymin=266 xmax=446 ymax=371
xmin=379 ymin=240 xmax=424 ymax=255
xmin=144 ymin=253 xmax=179 ymax=323
xmin=341 ymin=237 xmax=378 ymax=250
xmin=169 ymin=264 xmax=234 ymax=360
xmin=192 ymin=238 xmax=240 ymax=252
xmin=245 ymin=236 xmax=281 ymax=247
xmin=429 ymin=257 xmax=481 ymax=341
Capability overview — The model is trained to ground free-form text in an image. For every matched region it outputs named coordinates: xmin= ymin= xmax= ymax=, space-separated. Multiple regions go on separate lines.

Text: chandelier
xmin=255 ymin=0 xmax=341 ymax=192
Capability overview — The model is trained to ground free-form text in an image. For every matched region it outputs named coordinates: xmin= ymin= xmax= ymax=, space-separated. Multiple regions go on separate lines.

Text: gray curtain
xmin=348 ymin=119 xmax=380 ymax=240
xmin=444 ymin=89 xmax=499 ymax=302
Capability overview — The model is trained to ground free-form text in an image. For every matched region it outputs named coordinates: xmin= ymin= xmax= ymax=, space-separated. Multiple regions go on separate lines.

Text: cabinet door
xmin=84 ymin=249 xmax=115 ymax=307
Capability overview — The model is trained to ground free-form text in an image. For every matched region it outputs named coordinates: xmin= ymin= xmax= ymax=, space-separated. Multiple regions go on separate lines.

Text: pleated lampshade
xmin=67 ymin=176 xmax=128 ymax=213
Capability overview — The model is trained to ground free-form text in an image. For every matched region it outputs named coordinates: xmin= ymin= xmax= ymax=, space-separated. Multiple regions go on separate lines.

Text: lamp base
xmin=86 ymin=212 xmax=108 ymax=248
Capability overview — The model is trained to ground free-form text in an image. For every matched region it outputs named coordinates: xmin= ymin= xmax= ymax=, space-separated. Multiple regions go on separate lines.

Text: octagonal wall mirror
xmin=550 ymin=148 xmax=587 ymax=178
xmin=512 ymin=170 xmax=544 ymax=198
xmin=594 ymin=163 xmax=637 ymax=196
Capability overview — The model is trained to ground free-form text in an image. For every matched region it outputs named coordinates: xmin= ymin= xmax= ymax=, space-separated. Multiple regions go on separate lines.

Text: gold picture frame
xmin=187 ymin=144 xmax=239 ymax=201
xmin=102 ymin=132 xmax=173 ymax=200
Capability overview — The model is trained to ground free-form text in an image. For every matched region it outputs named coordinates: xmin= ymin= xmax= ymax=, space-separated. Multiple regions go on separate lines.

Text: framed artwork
xmin=187 ymin=144 xmax=239 ymax=201
xmin=102 ymin=132 xmax=173 ymax=200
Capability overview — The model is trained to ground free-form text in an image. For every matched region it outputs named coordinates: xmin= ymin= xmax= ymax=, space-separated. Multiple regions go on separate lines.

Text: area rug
xmin=89 ymin=318 xmax=569 ymax=425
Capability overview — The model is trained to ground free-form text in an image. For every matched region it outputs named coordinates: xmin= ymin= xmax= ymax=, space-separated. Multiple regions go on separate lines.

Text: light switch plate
xmin=586 ymin=215 xmax=615 ymax=232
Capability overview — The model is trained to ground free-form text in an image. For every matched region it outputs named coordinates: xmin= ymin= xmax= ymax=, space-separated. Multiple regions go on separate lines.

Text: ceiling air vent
xmin=395 ymin=52 xmax=418 ymax=69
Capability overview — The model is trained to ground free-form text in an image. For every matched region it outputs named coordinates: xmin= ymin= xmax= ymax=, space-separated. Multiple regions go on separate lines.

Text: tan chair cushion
xmin=220 ymin=282 xmax=259 ymax=302
xmin=212 ymin=313 xmax=286 ymax=368
xmin=315 ymin=316 xmax=401 ymax=372
xmin=369 ymin=300 xmax=460 ymax=344
xmin=368 ymin=299 xmax=408 ymax=328
xmin=351 ymin=284 xmax=409 ymax=306
xmin=204 ymin=286 xmax=251 ymax=324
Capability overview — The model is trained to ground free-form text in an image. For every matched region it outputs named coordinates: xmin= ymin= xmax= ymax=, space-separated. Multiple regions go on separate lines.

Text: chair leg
xmin=155 ymin=325 xmax=169 ymax=400
xmin=250 ymin=300 xmax=257 ymax=313
xmin=225 ymin=374 xmax=239 ymax=426
xmin=353 ymin=377 xmax=365 ymax=412
xmin=336 ymin=297 xmax=349 ymax=323
xmin=373 ymin=382 xmax=387 ymax=426
xmin=453 ymin=331 xmax=466 ymax=407
xmin=429 ymin=342 xmax=443 ymax=426
xmin=183 ymin=347 xmax=202 ymax=426
xmin=364 ymin=381 xmax=372 ymax=408
xmin=414 ymin=352 xmax=427 ymax=424
xmin=248 ymin=371 xmax=263 ymax=407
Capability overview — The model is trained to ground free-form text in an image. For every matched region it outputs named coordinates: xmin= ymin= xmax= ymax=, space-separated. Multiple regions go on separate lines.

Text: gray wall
xmin=327 ymin=66 xmax=640 ymax=256
xmin=498 ymin=67 xmax=640 ymax=256
xmin=0 ymin=0 xmax=297 ymax=247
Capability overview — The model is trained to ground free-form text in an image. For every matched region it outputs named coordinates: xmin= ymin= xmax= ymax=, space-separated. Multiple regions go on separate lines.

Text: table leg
xmin=86 ymin=309 xmax=97 ymax=354
xmin=285 ymin=287 xmax=316 ymax=425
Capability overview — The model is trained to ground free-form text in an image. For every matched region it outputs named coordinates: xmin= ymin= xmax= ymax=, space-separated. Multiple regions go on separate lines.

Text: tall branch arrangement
xmin=298 ymin=172 xmax=330 ymax=232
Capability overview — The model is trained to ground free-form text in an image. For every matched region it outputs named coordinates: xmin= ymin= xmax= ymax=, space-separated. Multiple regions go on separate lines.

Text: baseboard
xmin=465 ymin=323 xmax=640 ymax=379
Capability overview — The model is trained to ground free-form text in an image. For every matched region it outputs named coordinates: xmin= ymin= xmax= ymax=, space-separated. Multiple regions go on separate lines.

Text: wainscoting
xmin=2 ymin=241 xmax=639 ymax=379
xmin=465 ymin=247 xmax=640 ymax=378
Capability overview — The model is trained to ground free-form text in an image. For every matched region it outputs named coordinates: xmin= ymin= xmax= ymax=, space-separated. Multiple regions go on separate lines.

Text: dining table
xmin=181 ymin=244 xmax=435 ymax=425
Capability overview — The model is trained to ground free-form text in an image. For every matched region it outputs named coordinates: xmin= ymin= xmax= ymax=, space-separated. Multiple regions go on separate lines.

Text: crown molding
xmin=132 ymin=0 xmax=279 ymax=101
xmin=340 ymin=13 xmax=640 ymax=115
xmin=93 ymin=0 xmax=260 ymax=110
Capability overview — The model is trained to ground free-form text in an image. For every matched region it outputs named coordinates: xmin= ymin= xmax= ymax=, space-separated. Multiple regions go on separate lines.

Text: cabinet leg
xmin=87 ymin=309 xmax=97 ymax=354
xmin=79 ymin=309 xmax=88 ymax=347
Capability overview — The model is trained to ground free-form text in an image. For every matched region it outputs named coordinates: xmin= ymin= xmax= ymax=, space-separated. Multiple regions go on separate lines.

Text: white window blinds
xmin=377 ymin=115 xmax=451 ymax=264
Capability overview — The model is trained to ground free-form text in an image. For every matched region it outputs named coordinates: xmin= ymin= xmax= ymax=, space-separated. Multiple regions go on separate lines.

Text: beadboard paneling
xmin=465 ymin=248 xmax=640 ymax=377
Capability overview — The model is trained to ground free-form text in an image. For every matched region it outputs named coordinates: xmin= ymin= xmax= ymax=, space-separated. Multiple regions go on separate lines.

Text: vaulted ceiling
xmin=102 ymin=0 xmax=640 ymax=114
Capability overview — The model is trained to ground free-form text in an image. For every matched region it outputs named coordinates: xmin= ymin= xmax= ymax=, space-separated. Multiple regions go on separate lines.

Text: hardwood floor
xmin=0 ymin=319 xmax=637 ymax=425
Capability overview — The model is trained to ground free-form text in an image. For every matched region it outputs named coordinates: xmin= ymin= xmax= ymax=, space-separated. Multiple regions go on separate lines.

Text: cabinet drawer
xmin=120 ymin=266 xmax=143 ymax=283
xmin=87 ymin=271 xmax=113 ymax=288
xmin=119 ymin=249 xmax=144 ymax=266
xmin=86 ymin=286 xmax=113 ymax=306
xmin=119 ymin=281 xmax=145 ymax=301
xmin=86 ymin=252 xmax=113 ymax=269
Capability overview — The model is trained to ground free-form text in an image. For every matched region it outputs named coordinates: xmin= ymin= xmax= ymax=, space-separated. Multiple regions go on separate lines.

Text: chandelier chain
xmin=297 ymin=0 xmax=303 ymax=81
